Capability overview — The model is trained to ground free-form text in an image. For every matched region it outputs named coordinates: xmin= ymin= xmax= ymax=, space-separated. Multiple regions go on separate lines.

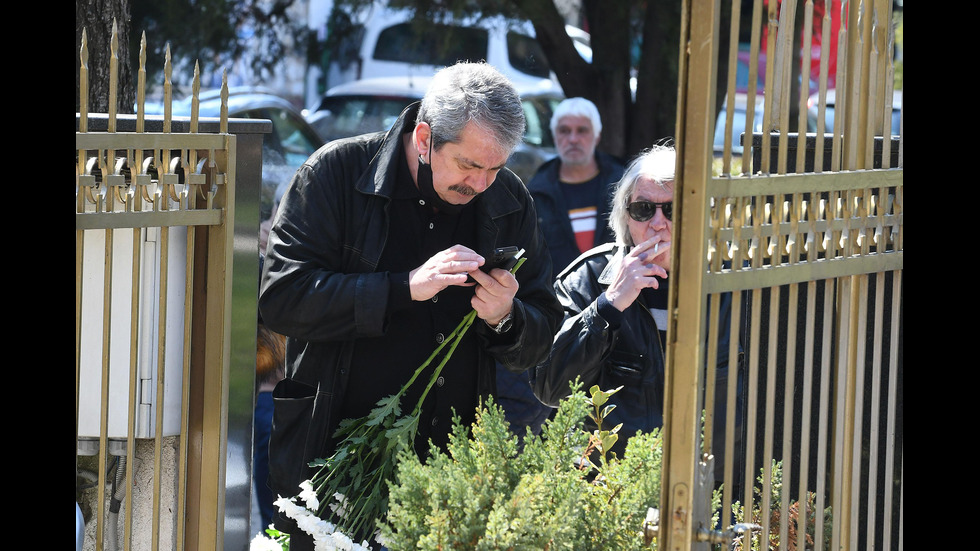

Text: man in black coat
xmin=259 ymin=62 xmax=563 ymax=549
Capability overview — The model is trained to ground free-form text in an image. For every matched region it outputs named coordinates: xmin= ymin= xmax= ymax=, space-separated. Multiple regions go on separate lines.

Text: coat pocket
xmin=269 ymin=378 xmax=318 ymax=497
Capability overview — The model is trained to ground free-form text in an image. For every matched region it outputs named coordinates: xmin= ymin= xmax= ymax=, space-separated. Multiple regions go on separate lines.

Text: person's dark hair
xmin=610 ymin=142 xmax=676 ymax=246
xmin=416 ymin=62 xmax=526 ymax=154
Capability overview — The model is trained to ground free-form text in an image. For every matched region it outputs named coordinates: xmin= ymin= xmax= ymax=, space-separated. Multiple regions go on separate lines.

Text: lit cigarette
xmin=654 ymin=243 xmax=659 ymax=254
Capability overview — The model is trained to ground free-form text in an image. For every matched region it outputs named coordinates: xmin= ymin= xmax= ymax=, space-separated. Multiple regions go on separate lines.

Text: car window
xmin=373 ymin=23 xmax=489 ymax=68
xmin=315 ymin=96 xmax=416 ymax=141
xmin=240 ymin=108 xmax=321 ymax=167
xmin=270 ymin=109 xmax=321 ymax=166
xmin=507 ymin=31 xmax=551 ymax=79
xmin=522 ymin=97 xmax=558 ymax=148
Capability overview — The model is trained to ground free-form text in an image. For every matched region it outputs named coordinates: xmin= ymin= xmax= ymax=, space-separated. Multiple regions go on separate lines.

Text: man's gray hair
xmin=417 ymin=62 xmax=526 ymax=154
xmin=550 ymin=97 xmax=602 ymax=137
xmin=609 ymin=143 xmax=676 ymax=246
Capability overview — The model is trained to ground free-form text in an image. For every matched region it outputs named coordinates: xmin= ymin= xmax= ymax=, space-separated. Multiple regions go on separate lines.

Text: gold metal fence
xmin=660 ymin=0 xmax=902 ymax=549
xmin=76 ymin=25 xmax=237 ymax=551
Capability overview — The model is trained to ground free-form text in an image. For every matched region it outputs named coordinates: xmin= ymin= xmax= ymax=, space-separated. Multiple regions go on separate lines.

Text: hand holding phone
xmin=467 ymin=246 xmax=522 ymax=283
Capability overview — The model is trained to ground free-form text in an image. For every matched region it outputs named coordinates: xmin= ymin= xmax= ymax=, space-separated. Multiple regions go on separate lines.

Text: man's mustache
xmin=449 ymin=184 xmax=479 ymax=196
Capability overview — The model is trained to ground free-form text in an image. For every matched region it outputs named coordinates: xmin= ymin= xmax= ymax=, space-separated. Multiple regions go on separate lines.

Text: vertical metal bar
xmin=863 ymin=11 xmax=881 ymax=172
xmin=830 ymin=2 xmax=847 ymax=172
xmin=759 ymin=287 xmax=779 ymax=546
xmin=797 ymin=1 xmax=815 ymax=175
xmin=759 ymin=0 xmax=779 ymax=174
xmin=881 ymin=271 xmax=901 ymax=551
xmin=721 ymin=0 xmax=742 ymax=175
xmin=829 ymin=275 xmax=850 ymax=551
xmin=720 ymin=290 xmax=742 ymax=526
xmin=779 ymin=283 xmax=799 ymax=550
xmin=97 ymin=232 xmax=112 ymax=551
xmin=813 ymin=7 xmax=831 ymax=174
xmin=704 ymin=295 xmax=721 ymax=464
xmin=152 ymin=219 xmax=170 ymax=551
xmin=742 ymin=0 xmax=765 ymax=174
xmin=814 ymin=277 xmax=834 ymax=551
xmin=661 ymin=0 xmax=721 ymax=546
xmin=176 ymin=210 xmax=197 ymax=551
xmin=846 ymin=274 xmax=869 ymax=551
xmin=795 ymin=279 xmax=817 ymax=551
xmin=108 ymin=21 xmax=118 ymax=134
xmin=845 ymin=0 xmax=873 ymax=171
xmin=187 ymin=132 xmax=236 ymax=550
xmin=76 ymin=30 xmax=89 ymax=511
xmin=743 ymin=287 xmax=762 ymax=520
xmin=124 ymin=233 xmax=141 ymax=551
xmin=774 ymin=0 xmax=798 ymax=176
xmin=864 ymin=270 xmax=886 ymax=550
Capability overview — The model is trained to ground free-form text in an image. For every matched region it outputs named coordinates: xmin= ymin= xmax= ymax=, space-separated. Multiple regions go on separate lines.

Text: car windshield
xmin=373 ymin=23 xmax=489 ymax=69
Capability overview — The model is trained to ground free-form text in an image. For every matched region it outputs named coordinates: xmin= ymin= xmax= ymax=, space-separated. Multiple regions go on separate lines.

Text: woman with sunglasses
xmin=533 ymin=143 xmax=742 ymax=473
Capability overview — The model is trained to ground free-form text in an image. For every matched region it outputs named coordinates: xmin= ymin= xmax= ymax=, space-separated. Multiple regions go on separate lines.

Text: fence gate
xmin=76 ymin=28 xmax=241 ymax=550
xmin=657 ymin=0 xmax=902 ymax=549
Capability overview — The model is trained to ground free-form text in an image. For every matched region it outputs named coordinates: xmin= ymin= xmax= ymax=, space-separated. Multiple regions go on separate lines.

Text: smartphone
xmin=467 ymin=246 xmax=522 ymax=282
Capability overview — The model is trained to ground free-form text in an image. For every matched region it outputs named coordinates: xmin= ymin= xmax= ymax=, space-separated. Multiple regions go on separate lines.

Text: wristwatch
xmin=488 ymin=312 xmax=513 ymax=334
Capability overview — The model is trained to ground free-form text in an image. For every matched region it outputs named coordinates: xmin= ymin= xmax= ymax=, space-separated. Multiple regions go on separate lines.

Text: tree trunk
xmin=580 ymin=0 xmax=634 ymax=160
xmin=76 ymin=0 xmax=135 ymax=114
xmin=630 ymin=0 xmax=682 ymax=157
xmin=519 ymin=0 xmax=684 ymax=161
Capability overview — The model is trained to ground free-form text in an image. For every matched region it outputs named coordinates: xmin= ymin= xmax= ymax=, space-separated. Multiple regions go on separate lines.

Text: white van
xmin=308 ymin=1 xmax=591 ymax=99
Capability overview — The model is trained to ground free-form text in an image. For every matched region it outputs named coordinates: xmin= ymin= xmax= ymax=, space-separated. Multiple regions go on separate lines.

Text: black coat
xmin=259 ymin=104 xmax=563 ymax=498
xmin=525 ymin=150 xmax=625 ymax=274
xmin=533 ymin=243 xmax=742 ymax=460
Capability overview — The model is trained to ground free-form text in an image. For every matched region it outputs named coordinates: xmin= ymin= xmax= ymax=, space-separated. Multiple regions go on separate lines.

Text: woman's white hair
xmin=609 ymin=142 xmax=676 ymax=246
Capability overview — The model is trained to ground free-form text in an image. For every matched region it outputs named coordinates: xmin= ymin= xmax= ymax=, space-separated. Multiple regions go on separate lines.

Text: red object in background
xmin=762 ymin=0 xmax=844 ymax=93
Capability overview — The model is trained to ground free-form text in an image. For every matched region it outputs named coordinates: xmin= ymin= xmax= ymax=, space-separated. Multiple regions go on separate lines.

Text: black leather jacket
xmin=533 ymin=243 xmax=741 ymax=459
xmin=259 ymin=104 xmax=562 ymax=498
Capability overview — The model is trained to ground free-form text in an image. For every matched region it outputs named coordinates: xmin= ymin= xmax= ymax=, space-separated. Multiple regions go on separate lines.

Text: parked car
xmin=318 ymin=1 xmax=591 ymax=94
xmin=306 ymin=76 xmax=563 ymax=183
xmin=713 ymin=92 xmax=767 ymax=156
xmin=150 ymin=87 xmax=324 ymax=223
xmin=807 ymin=89 xmax=902 ymax=136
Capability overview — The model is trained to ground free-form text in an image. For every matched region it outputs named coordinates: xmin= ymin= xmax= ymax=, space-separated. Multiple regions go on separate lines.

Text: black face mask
xmin=417 ymin=154 xmax=468 ymax=215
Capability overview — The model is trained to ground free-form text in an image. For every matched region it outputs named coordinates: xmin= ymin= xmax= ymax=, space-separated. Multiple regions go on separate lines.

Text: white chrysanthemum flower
xmin=298 ymin=480 xmax=321 ymax=510
xmin=335 ymin=532 xmax=354 ymax=549
xmin=248 ymin=533 xmax=282 ymax=551
xmin=329 ymin=492 xmax=349 ymax=518
xmin=297 ymin=511 xmax=331 ymax=538
xmin=274 ymin=495 xmax=310 ymax=522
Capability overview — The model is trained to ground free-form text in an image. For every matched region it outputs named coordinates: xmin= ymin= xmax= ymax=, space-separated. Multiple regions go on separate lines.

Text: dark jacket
xmin=259 ymin=104 xmax=563 ymax=498
xmin=533 ymin=243 xmax=742 ymax=460
xmin=525 ymin=150 xmax=625 ymax=274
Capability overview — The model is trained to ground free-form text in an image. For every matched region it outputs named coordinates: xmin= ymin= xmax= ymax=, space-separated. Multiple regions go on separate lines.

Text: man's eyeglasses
xmin=627 ymin=201 xmax=673 ymax=222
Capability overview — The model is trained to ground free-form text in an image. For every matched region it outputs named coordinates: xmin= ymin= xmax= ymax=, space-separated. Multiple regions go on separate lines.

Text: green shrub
xmin=381 ymin=386 xmax=665 ymax=550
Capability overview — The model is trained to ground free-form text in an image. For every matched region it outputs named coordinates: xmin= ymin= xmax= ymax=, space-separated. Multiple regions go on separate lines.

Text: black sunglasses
xmin=627 ymin=201 xmax=673 ymax=222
